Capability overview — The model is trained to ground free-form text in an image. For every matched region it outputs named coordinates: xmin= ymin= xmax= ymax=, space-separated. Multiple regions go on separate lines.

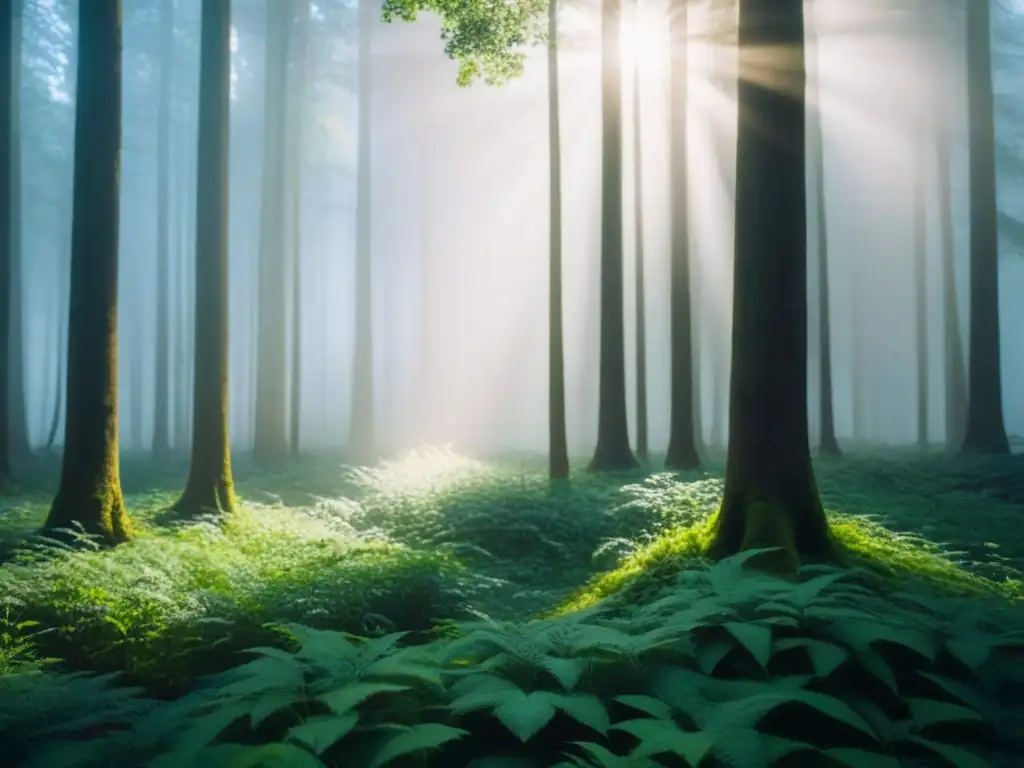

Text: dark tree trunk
xmin=289 ymin=2 xmax=309 ymax=457
xmin=8 ymin=0 xmax=28 ymax=464
xmin=44 ymin=0 xmax=131 ymax=545
xmin=631 ymin=9 xmax=648 ymax=463
xmin=589 ymin=0 xmax=637 ymax=472
xmin=809 ymin=4 xmax=840 ymax=458
xmin=961 ymin=0 xmax=1008 ymax=455
xmin=664 ymin=0 xmax=699 ymax=471
xmin=176 ymin=0 xmax=235 ymax=517
xmin=938 ymin=130 xmax=967 ymax=449
xmin=0 ymin=0 xmax=13 ymax=480
xmin=710 ymin=0 xmax=831 ymax=572
xmin=152 ymin=0 xmax=174 ymax=457
xmin=252 ymin=0 xmax=291 ymax=462
xmin=913 ymin=140 xmax=929 ymax=447
xmin=348 ymin=0 xmax=376 ymax=464
xmin=547 ymin=0 xmax=569 ymax=480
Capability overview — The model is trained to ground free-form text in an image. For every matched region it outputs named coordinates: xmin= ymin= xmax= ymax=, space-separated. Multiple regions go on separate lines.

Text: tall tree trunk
xmin=44 ymin=0 xmax=130 ymax=544
xmin=252 ymin=0 xmax=291 ymax=462
xmin=152 ymin=0 xmax=174 ymax=457
xmin=961 ymin=0 xmax=1008 ymax=454
xmin=547 ymin=0 xmax=569 ymax=479
xmin=664 ymin=0 xmax=699 ymax=471
xmin=631 ymin=3 xmax=648 ymax=463
xmin=348 ymin=0 xmax=376 ymax=463
xmin=710 ymin=0 xmax=831 ymax=572
xmin=589 ymin=0 xmax=637 ymax=472
xmin=0 ymin=0 xmax=14 ymax=480
xmin=46 ymin=209 xmax=71 ymax=452
xmin=289 ymin=1 xmax=309 ymax=457
xmin=913 ymin=140 xmax=929 ymax=447
xmin=129 ymin=319 xmax=144 ymax=450
xmin=176 ymin=0 xmax=235 ymax=517
xmin=810 ymin=3 xmax=839 ymax=457
xmin=938 ymin=130 xmax=967 ymax=449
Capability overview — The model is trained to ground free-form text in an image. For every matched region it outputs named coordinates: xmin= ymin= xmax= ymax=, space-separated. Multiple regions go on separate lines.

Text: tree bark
xmin=252 ymin=0 xmax=291 ymax=462
xmin=631 ymin=4 xmax=648 ymax=463
xmin=44 ymin=0 xmax=131 ymax=545
xmin=176 ymin=0 xmax=235 ymax=517
xmin=589 ymin=0 xmax=637 ymax=472
xmin=547 ymin=0 xmax=569 ymax=479
xmin=961 ymin=0 xmax=1008 ymax=455
xmin=710 ymin=0 xmax=831 ymax=572
xmin=152 ymin=0 xmax=174 ymax=457
xmin=664 ymin=0 xmax=700 ymax=471
xmin=348 ymin=0 xmax=376 ymax=464
xmin=809 ymin=3 xmax=840 ymax=457
xmin=289 ymin=2 xmax=309 ymax=457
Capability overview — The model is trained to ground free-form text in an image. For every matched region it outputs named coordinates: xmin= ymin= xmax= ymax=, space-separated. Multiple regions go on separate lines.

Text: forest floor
xmin=1 ymin=447 xmax=1022 ymax=767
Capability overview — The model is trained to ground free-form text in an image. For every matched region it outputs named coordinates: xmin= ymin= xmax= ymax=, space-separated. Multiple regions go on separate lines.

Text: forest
xmin=1 ymin=0 xmax=1023 ymax=765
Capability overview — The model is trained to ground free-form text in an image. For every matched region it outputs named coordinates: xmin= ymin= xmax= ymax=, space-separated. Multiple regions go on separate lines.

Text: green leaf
xmin=170 ymin=703 xmax=251 ymax=760
xmin=368 ymin=723 xmax=470 ymax=768
xmin=612 ymin=718 xmax=716 ymax=765
xmin=857 ymin=651 xmax=898 ymax=695
xmin=905 ymin=698 xmax=986 ymax=729
xmin=823 ymin=748 xmax=901 ymax=768
xmin=945 ymin=633 xmax=995 ymax=671
xmin=789 ymin=691 xmax=879 ymax=740
xmin=696 ymin=636 xmax=734 ymax=675
xmin=540 ymin=692 xmax=610 ymax=736
xmin=773 ymin=638 xmax=847 ymax=677
xmin=223 ymin=743 xmax=325 ymax=768
xmin=493 ymin=691 xmax=558 ymax=742
xmin=542 ymin=657 xmax=588 ymax=691
xmin=318 ymin=682 xmax=409 ymax=716
xmin=286 ymin=714 xmax=359 ymax=755
xmin=762 ymin=736 xmax=816 ymax=762
xmin=466 ymin=759 xmax=539 ymax=768
xmin=723 ymin=622 xmax=772 ymax=668
xmin=615 ymin=694 xmax=674 ymax=721
xmin=364 ymin=656 xmax=444 ymax=687
xmin=905 ymin=736 xmax=991 ymax=768
xmin=249 ymin=691 xmax=303 ymax=728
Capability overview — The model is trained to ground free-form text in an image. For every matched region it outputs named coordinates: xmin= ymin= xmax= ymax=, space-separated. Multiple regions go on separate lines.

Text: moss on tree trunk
xmin=176 ymin=0 xmax=235 ymax=519
xmin=43 ymin=0 xmax=131 ymax=546
xmin=708 ymin=0 xmax=832 ymax=573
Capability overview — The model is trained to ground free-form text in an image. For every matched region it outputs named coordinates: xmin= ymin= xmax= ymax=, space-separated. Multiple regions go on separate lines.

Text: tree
xmin=809 ymin=0 xmax=840 ymax=458
xmin=664 ymin=0 xmax=700 ymax=471
xmin=252 ymin=0 xmax=292 ymax=462
xmin=709 ymin=0 xmax=831 ymax=570
xmin=0 ymin=0 xmax=14 ymax=481
xmin=631 ymin=0 xmax=648 ymax=463
xmin=912 ymin=140 xmax=928 ymax=447
xmin=590 ymin=0 xmax=637 ymax=472
xmin=290 ymin=1 xmax=310 ymax=456
xmin=547 ymin=0 xmax=569 ymax=479
xmin=43 ymin=0 xmax=131 ymax=545
xmin=348 ymin=0 xmax=376 ymax=463
xmin=152 ymin=0 xmax=174 ymax=457
xmin=938 ymin=126 xmax=967 ymax=449
xmin=176 ymin=0 xmax=235 ymax=518
xmin=961 ymin=0 xmax=1008 ymax=455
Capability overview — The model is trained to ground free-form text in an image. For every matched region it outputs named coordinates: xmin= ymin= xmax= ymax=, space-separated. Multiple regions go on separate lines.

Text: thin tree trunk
xmin=44 ymin=0 xmax=130 ymax=544
xmin=938 ymin=129 xmax=967 ymax=449
xmin=252 ymin=0 xmax=291 ymax=462
xmin=961 ymin=0 xmax=1008 ymax=454
xmin=710 ymin=0 xmax=831 ymax=572
xmin=810 ymin=2 xmax=840 ymax=457
xmin=152 ymin=0 xmax=174 ymax=457
xmin=348 ymin=0 xmax=376 ymax=463
xmin=289 ymin=2 xmax=309 ymax=457
xmin=631 ymin=2 xmax=648 ymax=463
xmin=176 ymin=0 xmax=235 ymax=517
xmin=913 ymin=139 xmax=929 ymax=447
xmin=665 ymin=0 xmax=699 ymax=471
xmin=0 ymin=0 xmax=14 ymax=480
xmin=547 ymin=0 xmax=569 ymax=479
xmin=590 ymin=0 xmax=637 ymax=472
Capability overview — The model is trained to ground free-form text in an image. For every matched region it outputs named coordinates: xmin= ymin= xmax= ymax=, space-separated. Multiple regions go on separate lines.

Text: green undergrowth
xmin=11 ymin=551 xmax=1024 ymax=767
xmin=0 ymin=505 xmax=470 ymax=694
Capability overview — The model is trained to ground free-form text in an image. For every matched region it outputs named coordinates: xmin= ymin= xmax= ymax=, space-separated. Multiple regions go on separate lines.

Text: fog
xmin=14 ymin=0 xmax=1024 ymax=458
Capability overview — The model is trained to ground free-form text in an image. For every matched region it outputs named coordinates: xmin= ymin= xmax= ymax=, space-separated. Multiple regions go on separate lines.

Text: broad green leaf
xmin=773 ymin=638 xmax=847 ymax=677
xmin=318 ymin=682 xmax=409 ymax=716
xmin=368 ymin=723 xmax=470 ymax=768
xmin=249 ymin=691 xmax=303 ymax=728
xmin=723 ymin=622 xmax=772 ymax=668
xmin=612 ymin=718 xmax=715 ymax=765
xmin=945 ymin=633 xmax=994 ymax=671
xmin=286 ymin=713 xmax=359 ymax=755
xmin=542 ymin=657 xmax=588 ymax=691
xmin=615 ymin=694 xmax=674 ymax=721
xmin=789 ymin=690 xmax=879 ymax=740
xmin=540 ymin=692 xmax=610 ymax=736
xmin=823 ymin=748 xmax=901 ymax=768
xmin=905 ymin=736 xmax=991 ymax=768
xmin=696 ymin=636 xmax=733 ymax=675
xmin=493 ymin=691 xmax=558 ymax=742
xmin=905 ymin=698 xmax=986 ymax=729
xmin=223 ymin=742 xmax=325 ymax=768
xmin=858 ymin=651 xmax=898 ymax=695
